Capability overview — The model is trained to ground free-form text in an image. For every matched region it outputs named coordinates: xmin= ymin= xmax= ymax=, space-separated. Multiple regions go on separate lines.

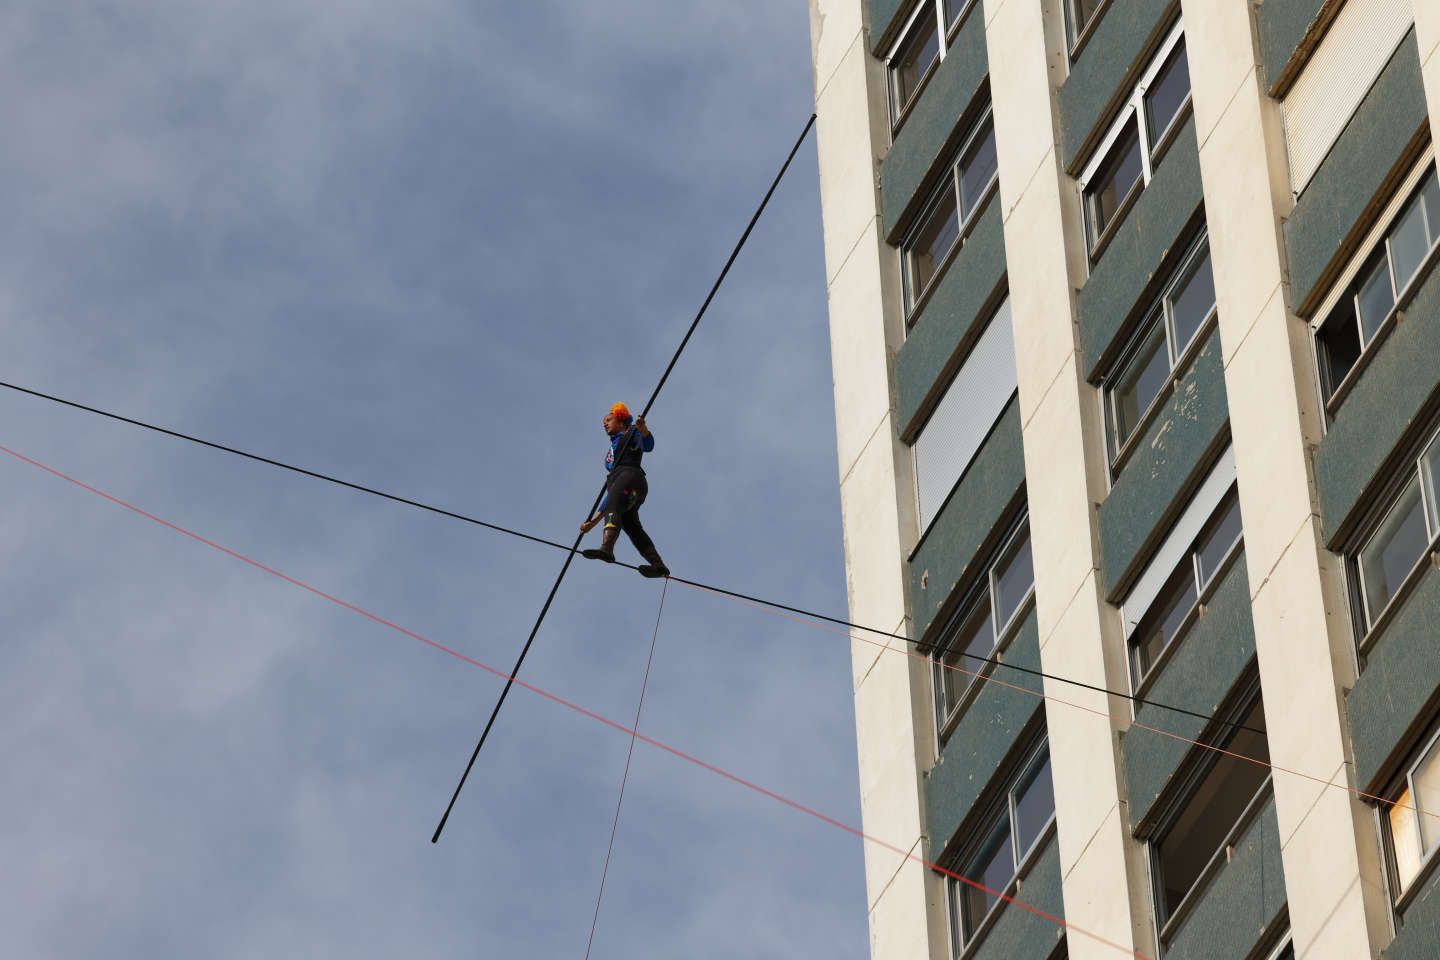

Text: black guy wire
xmin=0 ymin=374 xmax=1261 ymax=739
xmin=430 ymin=111 xmax=819 ymax=842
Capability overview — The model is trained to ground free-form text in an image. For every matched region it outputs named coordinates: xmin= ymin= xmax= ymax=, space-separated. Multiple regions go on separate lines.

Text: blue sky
xmin=0 ymin=2 xmax=868 ymax=957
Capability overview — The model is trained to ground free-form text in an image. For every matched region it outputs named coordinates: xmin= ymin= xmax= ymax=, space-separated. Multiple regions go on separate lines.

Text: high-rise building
xmin=807 ymin=1 xmax=1440 ymax=958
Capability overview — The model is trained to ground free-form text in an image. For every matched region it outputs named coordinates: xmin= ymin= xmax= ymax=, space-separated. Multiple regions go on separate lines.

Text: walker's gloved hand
xmin=635 ymin=415 xmax=649 ymax=437
xmin=580 ymin=516 xmax=600 ymax=534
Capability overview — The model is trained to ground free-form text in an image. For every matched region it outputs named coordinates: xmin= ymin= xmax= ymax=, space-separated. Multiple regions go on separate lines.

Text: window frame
xmin=1064 ymin=0 xmax=1113 ymax=61
xmin=1310 ymin=152 xmax=1440 ymax=416
xmin=1127 ymin=485 xmax=1244 ymax=695
xmin=901 ymin=105 xmax=1001 ymax=320
xmin=930 ymin=511 xmax=1036 ymax=741
xmin=944 ymin=737 xmax=1056 ymax=956
xmin=885 ymin=0 xmax=982 ymax=134
xmin=1147 ymin=680 xmax=1272 ymax=942
xmin=1078 ymin=19 xmax=1190 ymax=259
xmin=1102 ymin=229 xmax=1217 ymax=474
xmin=1350 ymin=421 xmax=1440 ymax=647
xmin=1380 ymin=720 xmax=1440 ymax=908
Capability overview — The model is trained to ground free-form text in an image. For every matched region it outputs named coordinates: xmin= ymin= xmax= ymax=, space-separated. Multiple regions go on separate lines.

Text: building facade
xmin=807 ymin=1 xmax=1440 ymax=957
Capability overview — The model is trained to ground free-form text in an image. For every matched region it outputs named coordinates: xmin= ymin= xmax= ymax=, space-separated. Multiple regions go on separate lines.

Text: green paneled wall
xmin=880 ymin=9 xmax=989 ymax=239
xmin=896 ymin=201 xmax=1007 ymax=435
xmin=1314 ymin=266 xmax=1440 ymax=546
xmin=909 ymin=396 xmax=1025 ymax=640
xmin=1056 ymin=0 xmax=1176 ymax=171
xmin=1347 ymin=562 xmax=1440 ymax=791
xmin=924 ymin=606 xmax=1043 ymax=848
xmin=1077 ymin=117 xmax=1203 ymax=380
xmin=1254 ymin=0 xmax=1327 ymax=87
xmin=1384 ymin=865 xmax=1440 ymax=959
xmin=1283 ymin=31 xmax=1425 ymax=314
xmin=1098 ymin=328 xmax=1230 ymax=600
xmin=866 ymin=0 xmax=908 ymax=54
xmin=1123 ymin=557 xmax=1256 ymax=827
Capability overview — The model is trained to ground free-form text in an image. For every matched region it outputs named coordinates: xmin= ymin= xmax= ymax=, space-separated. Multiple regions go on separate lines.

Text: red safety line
xmin=0 ymin=441 xmax=1149 ymax=960
xmin=674 ymin=579 xmax=1434 ymax=822
xmin=584 ymin=579 xmax=668 ymax=959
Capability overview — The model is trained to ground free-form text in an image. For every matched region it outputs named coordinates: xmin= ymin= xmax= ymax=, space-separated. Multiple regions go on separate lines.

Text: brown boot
xmin=582 ymin=523 xmax=621 ymax=563
xmin=637 ymin=545 xmax=669 ymax=579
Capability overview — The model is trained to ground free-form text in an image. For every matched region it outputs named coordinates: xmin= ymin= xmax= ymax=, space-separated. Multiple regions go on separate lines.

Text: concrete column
xmin=982 ymin=1 xmax=1154 ymax=957
xmin=1417 ymin=1 xmax=1440 ymax=165
xmin=808 ymin=2 xmax=945 ymax=957
xmin=1179 ymin=3 xmax=1392 ymax=958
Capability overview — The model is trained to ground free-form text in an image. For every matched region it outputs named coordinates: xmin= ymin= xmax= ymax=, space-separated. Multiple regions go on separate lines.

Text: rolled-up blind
xmin=913 ymin=296 xmax=1016 ymax=533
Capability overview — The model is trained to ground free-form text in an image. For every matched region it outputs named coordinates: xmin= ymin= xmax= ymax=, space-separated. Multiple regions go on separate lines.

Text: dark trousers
xmin=603 ymin=466 xmax=660 ymax=561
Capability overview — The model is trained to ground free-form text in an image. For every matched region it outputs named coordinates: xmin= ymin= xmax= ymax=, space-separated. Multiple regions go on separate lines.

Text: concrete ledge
xmin=1347 ymin=562 xmax=1440 ymax=791
xmin=896 ymin=201 xmax=1007 ymax=435
xmin=1123 ymin=557 xmax=1256 ymax=827
xmin=1283 ymin=30 xmax=1425 ymax=315
xmin=1315 ymin=266 xmax=1440 ymax=546
xmin=1162 ymin=793 xmax=1286 ymax=960
xmin=1099 ymin=328 xmax=1230 ymax=600
xmin=1077 ymin=117 xmax=1203 ymax=381
xmin=909 ymin=395 xmax=1026 ymax=640
xmin=924 ymin=606 xmax=1043 ymax=851
xmin=1057 ymin=0 xmax=1177 ymax=172
xmin=880 ymin=10 xmax=990 ymax=240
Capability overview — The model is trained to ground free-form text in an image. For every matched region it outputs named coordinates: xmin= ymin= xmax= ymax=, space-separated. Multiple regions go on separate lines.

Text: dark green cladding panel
xmin=880 ymin=11 xmax=989 ymax=240
xmin=1314 ymin=266 xmax=1440 ymax=546
xmin=1123 ymin=557 xmax=1255 ymax=827
xmin=1255 ymin=0 xmax=1327 ymax=86
xmin=895 ymin=200 xmax=1007 ymax=434
xmin=866 ymin=0 xmax=907 ymax=53
xmin=924 ymin=606 xmax=1042 ymax=849
xmin=1077 ymin=117 xmax=1203 ymax=380
xmin=1346 ymin=562 xmax=1440 ymax=790
xmin=968 ymin=835 xmax=1066 ymax=960
xmin=909 ymin=396 xmax=1025 ymax=640
xmin=1162 ymin=795 xmax=1287 ymax=960
xmin=1099 ymin=328 xmax=1229 ymax=599
xmin=1384 ymin=866 xmax=1440 ymax=959
xmin=1283 ymin=31 xmax=1425 ymax=312
xmin=1056 ymin=0 xmax=1175 ymax=172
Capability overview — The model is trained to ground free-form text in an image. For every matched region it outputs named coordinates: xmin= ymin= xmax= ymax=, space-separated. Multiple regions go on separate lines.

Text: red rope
xmin=584 ymin=579 xmax=668 ymax=958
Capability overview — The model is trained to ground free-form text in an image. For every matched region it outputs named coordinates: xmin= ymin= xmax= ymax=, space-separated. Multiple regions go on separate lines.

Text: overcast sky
xmin=0 ymin=2 xmax=868 ymax=957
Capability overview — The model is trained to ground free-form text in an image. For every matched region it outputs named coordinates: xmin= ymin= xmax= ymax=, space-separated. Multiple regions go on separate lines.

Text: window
xmin=1382 ymin=722 xmax=1440 ymax=899
xmin=1104 ymin=231 xmax=1217 ymax=467
xmin=1264 ymin=935 xmax=1295 ymax=960
xmin=1121 ymin=447 xmax=1239 ymax=686
xmin=1152 ymin=692 xmax=1271 ymax=933
xmin=1353 ymin=426 xmax=1440 ymax=633
xmin=1314 ymin=167 xmax=1440 ymax=405
xmin=946 ymin=740 xmax=1055 ymax=952
xmin=1079 ymin=22 xmax=1191 ymax=255
xmin=1064 ymin=0 xmax=1109 ymax=53
xmin=902 ymin=109 xmax=1000 ymax=313
xmin=886 ymin=0 xmax=979 ymax=128
xmin=912 ymin=295 xmax=1016 ymax=533
xmin=932 ymin=516 xmax=1034 ymax=733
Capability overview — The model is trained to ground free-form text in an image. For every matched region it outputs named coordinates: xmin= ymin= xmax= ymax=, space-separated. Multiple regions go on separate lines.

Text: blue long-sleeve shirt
xmin=598 ymin=428 xmax=654 ymax=511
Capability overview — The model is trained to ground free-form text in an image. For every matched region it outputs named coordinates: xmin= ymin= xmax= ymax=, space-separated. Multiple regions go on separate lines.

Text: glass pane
xmin=1389 ymin=189 xmax=1431 ymax=295
xmin=907 ymin=187 xmax=960 ymax=303
xmin=1315 ymin=301 xmax=1363 ymax=401
xmin=1110 ymin=318 xmax=1169 ymax=451
xmin=944 ymin=0 xmax=971 ymax=30
xmin=1359 ymin=478 xmax=1428 ymax=626
xmin=1414 ymin=735 xmax=1440 ymax=855
xmin=1132 ymin=565 xmax=1198 ymax=678
xmin=1389 ymin=783 xmax=1423 ymax=892
xmin=891 ymin=9 xmax=941 ymax=115
xmin=1422 ymin=171 xmax=1440 ymax=245
xmin=941 ymin=601 xmax=994 ymax=717
xmin=1356 ymin=253 xmax=1396 ymax=342
xmin=1168 ymin=242 xmax=1216 ymax=355
xmin=961 ymin=818 xmax=1014 ymax=939
xmin=1144 ymin=40 xmax=1191 ymax=148
xmin=1425 ymin=432 xmax=1440 ymax=534
xmin=1154 ymin=698 xmax=1270 ymax=920
xmin=1012 ymin=749 xmax=1055 ymax=858
xmin=1195 ymin=494 xmax=1243 ymax=588
xmin=1067 ymin=0 xmax=1105 ymax=45
xmin=992 ymin=527 xmax=1034 ymax=630
xmin=959 ymin=121 xmax=998 ymax=222
xmin=1086 ymin=118 xmax=1142 ymax=245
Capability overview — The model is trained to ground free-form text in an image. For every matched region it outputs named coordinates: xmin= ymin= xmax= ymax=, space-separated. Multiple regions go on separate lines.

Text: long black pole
xmin=431 ymin=113 xmax=816 ymax=843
